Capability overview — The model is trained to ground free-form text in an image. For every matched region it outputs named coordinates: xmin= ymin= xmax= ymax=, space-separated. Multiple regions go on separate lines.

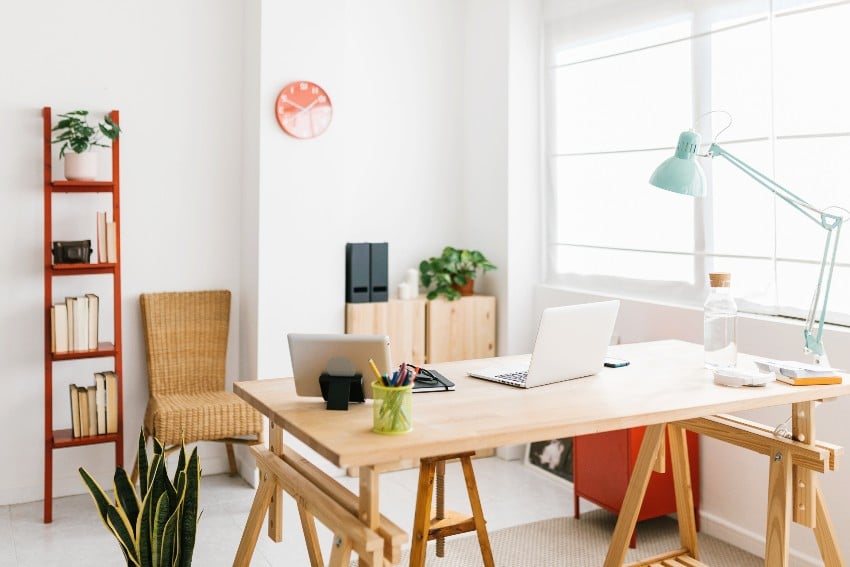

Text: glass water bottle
xmin=704 ymin=272 xmax=738 ymax=368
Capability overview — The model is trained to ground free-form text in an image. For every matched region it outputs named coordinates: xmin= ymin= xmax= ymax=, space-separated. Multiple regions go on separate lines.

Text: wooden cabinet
xmin=42 ymin=107 xmax=123 ymax=523
xmin=345 ymin=295 xmax=496 ymax=365
xmin=345 ymin=297 xmax=427 ymax=367
xmin=573 ymin=427 xmax=700 ymax=544
xmin=425 ymin=295 xmax=495 ymax=363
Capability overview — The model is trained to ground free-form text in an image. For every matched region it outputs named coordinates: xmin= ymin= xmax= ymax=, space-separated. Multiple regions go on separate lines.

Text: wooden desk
xmin=232 ymin=340 xmax=849 ymax=567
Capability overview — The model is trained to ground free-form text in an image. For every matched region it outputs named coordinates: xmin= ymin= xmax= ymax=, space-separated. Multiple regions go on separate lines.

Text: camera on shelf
xmin=52 ymin=240 xmax=92 ymax=264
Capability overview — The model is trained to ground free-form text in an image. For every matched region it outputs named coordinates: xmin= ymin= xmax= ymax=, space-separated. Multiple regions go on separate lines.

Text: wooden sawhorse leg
xmin=409 ymin=452 xmax=494 ymax=567
xmin=233 ymin=445 xmax=387 ymax=567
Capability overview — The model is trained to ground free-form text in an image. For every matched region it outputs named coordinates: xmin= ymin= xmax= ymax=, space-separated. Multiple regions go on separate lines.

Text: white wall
xmin=535 ymin=285 xmax=850 ymax=566
xmin=463 ymin=0 xmax=543 ymax=356
xmin=252 ymin=0 xmax=469 ymax=379
xmin=0 ymin=0 xmax=246 ymax=504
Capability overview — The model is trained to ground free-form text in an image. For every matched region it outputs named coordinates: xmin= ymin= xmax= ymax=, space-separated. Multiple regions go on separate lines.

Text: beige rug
xmin=356 ymin=510 xmax=761 ymax=566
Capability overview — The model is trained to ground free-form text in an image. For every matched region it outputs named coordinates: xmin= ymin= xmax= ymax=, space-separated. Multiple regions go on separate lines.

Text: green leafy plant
xmin=52 ymin=110 xmax=121 ymax=158
xmin=419 ymin=246 xmax=496 ymax=301
xmin=79 ymin=430 xmax=200 ymax=567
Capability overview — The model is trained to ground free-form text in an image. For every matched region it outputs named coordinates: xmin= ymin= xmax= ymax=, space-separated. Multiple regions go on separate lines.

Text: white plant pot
xmin=63 ymin=151 xmax=98 ymax=181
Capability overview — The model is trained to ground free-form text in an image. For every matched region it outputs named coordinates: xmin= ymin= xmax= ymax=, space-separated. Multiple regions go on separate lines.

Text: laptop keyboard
xmin=494 ymin=371 xmax=528 ymax=385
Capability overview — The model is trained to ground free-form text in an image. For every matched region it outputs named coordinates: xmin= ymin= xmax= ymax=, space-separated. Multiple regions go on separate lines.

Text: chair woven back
xmin=140 ymin=290 xmax=231 ymax=397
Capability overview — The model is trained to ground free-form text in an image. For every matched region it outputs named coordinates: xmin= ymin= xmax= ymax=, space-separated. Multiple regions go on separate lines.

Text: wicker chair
xmin=132 ymin=290 xmax=263 ymax=482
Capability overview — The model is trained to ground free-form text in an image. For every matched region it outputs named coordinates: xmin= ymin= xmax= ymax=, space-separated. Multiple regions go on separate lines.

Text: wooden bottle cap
xmin=709 ymin=272 xmax=731 ymax=288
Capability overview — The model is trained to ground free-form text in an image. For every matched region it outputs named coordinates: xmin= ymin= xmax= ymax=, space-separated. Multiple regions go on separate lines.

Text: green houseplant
xmin=79 ymin=430 xmax=200 ymax=567
xmin=51 ymin=110 xmax=121 ymax=181
xmin=419 ymin=246 xmax=496 ymax=301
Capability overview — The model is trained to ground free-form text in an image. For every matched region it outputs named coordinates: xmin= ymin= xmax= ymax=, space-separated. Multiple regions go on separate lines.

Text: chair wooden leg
xmin=226 ymin=442 xmax=237 ymax=476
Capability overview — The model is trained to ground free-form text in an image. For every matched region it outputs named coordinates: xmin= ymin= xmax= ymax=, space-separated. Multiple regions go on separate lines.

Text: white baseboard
xmin=699 ymin=511 xmax=824 ymax=567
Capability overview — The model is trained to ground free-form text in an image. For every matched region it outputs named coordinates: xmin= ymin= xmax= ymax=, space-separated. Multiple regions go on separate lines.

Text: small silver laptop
xmin=468 ymin=300 xmax=620 ymax=388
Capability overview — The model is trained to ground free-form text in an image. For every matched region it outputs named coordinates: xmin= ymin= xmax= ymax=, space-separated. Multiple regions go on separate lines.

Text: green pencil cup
xmin=372 ymin=381 xmax=413 ymax=435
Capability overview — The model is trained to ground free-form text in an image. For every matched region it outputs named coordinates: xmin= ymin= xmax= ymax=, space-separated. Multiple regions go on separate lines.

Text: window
xmin=545 ymin=0 xmax=850 ymax=325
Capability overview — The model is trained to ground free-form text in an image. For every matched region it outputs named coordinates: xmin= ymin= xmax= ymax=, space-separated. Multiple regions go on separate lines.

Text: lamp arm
xmin=707 ymin=143 xmax=844 ymax=362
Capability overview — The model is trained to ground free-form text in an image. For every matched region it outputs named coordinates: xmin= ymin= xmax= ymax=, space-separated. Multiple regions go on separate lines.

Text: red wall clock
xmin=275 ymin=81 xmax=333 ymax=139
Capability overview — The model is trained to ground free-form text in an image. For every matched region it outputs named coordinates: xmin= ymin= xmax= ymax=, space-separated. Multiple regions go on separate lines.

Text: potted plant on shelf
xmin=419 ymin=246 xmax=496 ymax=301
xmin=51 ymin=110 xmax=120 ymax=181
xmin=79 ymin=430 xmax=200 ymax=567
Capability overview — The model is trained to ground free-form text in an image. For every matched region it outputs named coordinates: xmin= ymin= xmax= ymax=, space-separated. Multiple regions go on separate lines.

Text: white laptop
xmin=287 ymin=333 xmax=392 ymax=400
xmin=468 ymin=300 xmax=620 ymax=388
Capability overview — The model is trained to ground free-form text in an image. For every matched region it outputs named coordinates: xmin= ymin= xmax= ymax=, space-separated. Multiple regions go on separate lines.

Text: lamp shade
xmin=649 ymin=130 xmax=707 ymax=197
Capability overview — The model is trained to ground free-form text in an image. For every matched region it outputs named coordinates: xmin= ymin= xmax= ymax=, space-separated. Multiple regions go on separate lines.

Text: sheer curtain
xmin=544 ymin=0 xmax=850 ymax=324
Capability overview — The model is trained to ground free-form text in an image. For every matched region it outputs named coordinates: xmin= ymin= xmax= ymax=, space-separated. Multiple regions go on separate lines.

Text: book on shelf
xmin=86 ymin=386 xmax=98 ymax=436
xmin=51 ymin=303 xmax=69 ymax=353
xmin=86 ymin=293 xmax=99 ymax=350
xmin=69 ymin=384 xmax=81 ymax=438
xmin=106 ymin=221 xmax=117 ymax=263
xmin=95 ymin=372 xmax=106 ymax=435
xmin=96 ymin=211 xmax=108 ymax=263
xmin=65 ymin=297 xmax=75 ymax=351
xmin=78 ymin=385 xmax=90 ymax=437
xmin=73 ymin=295 xmax=88 ymax=351
xmin=105 ymin=370 xmax=118 ymax=434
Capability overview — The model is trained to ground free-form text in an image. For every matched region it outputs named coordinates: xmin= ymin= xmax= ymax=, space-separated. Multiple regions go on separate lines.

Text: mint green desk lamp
xmin=649 ymin=126 xmax=844 ymax=365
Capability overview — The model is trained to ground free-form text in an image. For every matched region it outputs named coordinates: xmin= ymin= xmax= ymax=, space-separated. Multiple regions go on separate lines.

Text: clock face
xmin=275 ymin=81 xmax=333 ymax=139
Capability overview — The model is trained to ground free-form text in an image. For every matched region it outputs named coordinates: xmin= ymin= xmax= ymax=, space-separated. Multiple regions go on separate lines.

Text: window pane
xmin=709 ymin=19 xmax=770 ymax=140
xmin=776 ymin=261 xmax=850 ymax=325
xmin=554 ymin=245 xmax=693 ymax=283
xmin=553 ymin=150 xmax=694 ymax=252
xmin=774 ymin=3 xmax=850 ymax=134
xmin=551 ymin=26 xmax=692 ymax=154
xmin=709 ymin=140 xmax=774 ymax=257
xmin=774 ymin=136 xmax=850 ymax=264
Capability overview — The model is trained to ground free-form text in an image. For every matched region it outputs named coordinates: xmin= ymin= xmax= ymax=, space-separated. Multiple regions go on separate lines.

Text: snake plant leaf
xmin=178 ymin=448 xmax=200 ymax=567
xmin=114 ymin=467 xmax=141 ymax=528
xmin=150 ymin=492 xmax=170 ymax=567
xmin=175 ymin=443 xmax=187 ymax=484
xmin=150 ymin=453 xmax=170 ymax=513
xmin=137 ymin=488 xmax=153 ymax=567
xmin=106 ymin=504 xmax=141 ymax=566
xmin=138 ymin=430 xmax=150 ymax=500
xmin=78 ymin=467 xmax=114 ymax=529
xmin=160 ymin=510 xmax=179 ymax=567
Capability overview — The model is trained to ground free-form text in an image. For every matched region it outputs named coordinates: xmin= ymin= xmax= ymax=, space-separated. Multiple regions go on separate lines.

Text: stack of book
xmin=753 ymin=359 xmax=844 ymax=386
xmin=96 ymin=211 xmax=118 ymax=264
xmin=50 ymin=294 xmax=98 ymax=353
xmin=69 ymin=370 xmax=119 ymax=438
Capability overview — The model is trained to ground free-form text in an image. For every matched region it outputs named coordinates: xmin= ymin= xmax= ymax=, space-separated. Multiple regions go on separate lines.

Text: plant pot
xmin=452 ymin=279 xmax=475 ymax=296
xmin=63 ymin=151 xmax=98 ymax=181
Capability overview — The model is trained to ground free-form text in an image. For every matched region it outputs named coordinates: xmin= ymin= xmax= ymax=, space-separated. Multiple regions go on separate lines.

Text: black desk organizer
xmin=319 ymin=372 xmax=365 ymax=410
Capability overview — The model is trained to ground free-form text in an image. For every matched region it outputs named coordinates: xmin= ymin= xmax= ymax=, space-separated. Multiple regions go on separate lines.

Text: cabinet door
xmin=345 ymin=299 xmax=426 ymax=366
xmin=426 ymin=295 xmax=496 ymax=363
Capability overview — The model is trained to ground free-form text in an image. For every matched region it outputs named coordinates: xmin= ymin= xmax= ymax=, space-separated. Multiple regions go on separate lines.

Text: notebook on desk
xmin=467 ymin=300 xmax=620 ymax=388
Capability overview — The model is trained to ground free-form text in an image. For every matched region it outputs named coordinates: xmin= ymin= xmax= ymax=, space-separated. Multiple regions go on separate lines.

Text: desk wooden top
xmin=234 ymin=340 xmax=850 ymax=468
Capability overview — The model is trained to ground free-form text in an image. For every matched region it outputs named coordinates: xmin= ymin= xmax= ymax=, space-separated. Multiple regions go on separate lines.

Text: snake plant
xmin=79 ymin=430 xmax=200 ymax=567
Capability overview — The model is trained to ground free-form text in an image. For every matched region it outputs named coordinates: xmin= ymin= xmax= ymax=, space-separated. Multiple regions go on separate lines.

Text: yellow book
xmin=69 ymin=384 xmax=81 ymax=438
xmin=105 ymin=371 xmax=118 ymax=434
xmin=776 ymin=374 xmax=842 ymax=386
xmin=78 ymin=386 xmax=90 ymax=437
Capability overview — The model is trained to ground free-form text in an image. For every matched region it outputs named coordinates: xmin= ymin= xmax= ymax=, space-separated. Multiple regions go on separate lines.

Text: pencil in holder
xmin=372 ymin=381 xmax=413 ymax=434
